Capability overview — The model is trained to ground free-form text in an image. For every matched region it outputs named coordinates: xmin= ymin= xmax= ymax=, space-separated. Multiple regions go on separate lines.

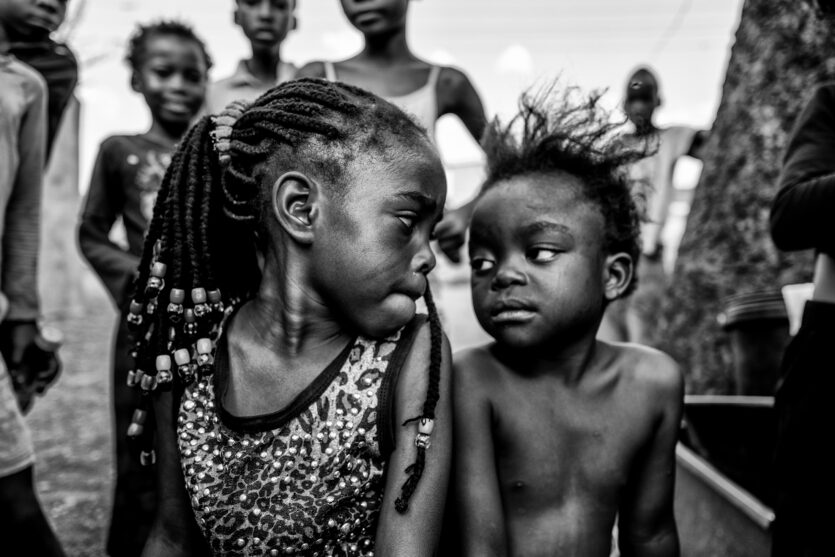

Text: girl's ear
xmin=271 ymin=171 xmax=319 ymax=245
xmin=603 ymin=252 xmax=634 ymax=301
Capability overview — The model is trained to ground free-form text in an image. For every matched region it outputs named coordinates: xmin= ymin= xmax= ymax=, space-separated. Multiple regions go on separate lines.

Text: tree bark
xmin=652 ymin=0 xmax=835 ymax=392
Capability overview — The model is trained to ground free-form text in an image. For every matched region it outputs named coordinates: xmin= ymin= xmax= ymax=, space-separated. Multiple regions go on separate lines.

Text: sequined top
xmin=178 ymin=315 xmax=424 ymax=556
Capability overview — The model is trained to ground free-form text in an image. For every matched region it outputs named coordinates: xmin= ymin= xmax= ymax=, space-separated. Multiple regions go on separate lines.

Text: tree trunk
xmin=652 ymin=0 xmax=835 ymax=392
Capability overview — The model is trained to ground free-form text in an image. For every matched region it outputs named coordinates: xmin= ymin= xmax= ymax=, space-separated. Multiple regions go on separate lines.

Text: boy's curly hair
xmin=126 ymin=19 xmax=213 ymax=72
xmin=481 ymin=84 xmax=648 ymax=297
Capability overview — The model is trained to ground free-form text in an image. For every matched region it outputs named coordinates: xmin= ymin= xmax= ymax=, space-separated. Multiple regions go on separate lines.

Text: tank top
xmin=323 ymin=61 xmax=440 ymax=142
xmin=178 ymin=312 xmax=426 ymax=556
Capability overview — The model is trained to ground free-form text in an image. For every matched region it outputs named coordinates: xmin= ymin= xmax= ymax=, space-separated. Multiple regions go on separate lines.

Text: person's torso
xmin=101 ymin=134 xmax=175 ymax=256
xmin=323 ymin=61 xmax=440 ymax=141
xmin=481 ymin=347 xmax=662 ymax=556
xmin=178 ymin=315 xmax=420 ymax=555
xmin=206 ymin=60 xmax=298 ymax=114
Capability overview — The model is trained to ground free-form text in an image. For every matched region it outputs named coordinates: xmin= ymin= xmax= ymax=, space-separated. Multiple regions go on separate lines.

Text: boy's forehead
xmin=474 ymin=173 xmax=593 ymax=227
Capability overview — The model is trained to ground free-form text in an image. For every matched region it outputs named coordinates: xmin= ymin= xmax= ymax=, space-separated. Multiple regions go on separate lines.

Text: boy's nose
xmin=492 ymin=264 xmax=527 ymax=290
xmin=257 ymin=0 xmax=274 ymax=17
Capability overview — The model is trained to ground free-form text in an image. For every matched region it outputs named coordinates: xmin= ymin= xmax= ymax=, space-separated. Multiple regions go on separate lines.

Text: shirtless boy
xmin=453 ymin=88 xmax=684 ymax=557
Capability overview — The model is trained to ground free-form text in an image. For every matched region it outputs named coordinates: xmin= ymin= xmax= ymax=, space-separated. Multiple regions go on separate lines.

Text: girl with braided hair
xmin=132 ymin=78 xmax=451 ymax=556
xmin=78 ymin=20 xmax=210 ymax=557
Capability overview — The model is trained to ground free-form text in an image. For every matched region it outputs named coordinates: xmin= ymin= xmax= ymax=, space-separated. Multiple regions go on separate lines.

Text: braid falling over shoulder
xmin=122 ymin=78 xmax=444 ymax=514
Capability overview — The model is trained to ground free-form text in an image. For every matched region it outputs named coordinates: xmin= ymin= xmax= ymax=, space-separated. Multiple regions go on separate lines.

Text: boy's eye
xmin=470 ymin=257 xmax=495 ymax=273
xmin=528 ymin=247 xmax=560 ymax=262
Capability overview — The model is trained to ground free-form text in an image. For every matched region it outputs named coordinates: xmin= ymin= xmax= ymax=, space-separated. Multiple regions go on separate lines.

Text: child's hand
xmin=433 ymin=206 xmax=471 ymax=263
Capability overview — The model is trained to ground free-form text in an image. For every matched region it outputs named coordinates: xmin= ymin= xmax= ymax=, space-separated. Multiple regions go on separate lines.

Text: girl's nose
xmin=414 ymin=240 xmax=437 ymax=276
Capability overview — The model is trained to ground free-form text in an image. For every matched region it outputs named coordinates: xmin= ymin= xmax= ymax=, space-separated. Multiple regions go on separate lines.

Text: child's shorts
xmin=0 ymin=355 xmax=34 ymax=478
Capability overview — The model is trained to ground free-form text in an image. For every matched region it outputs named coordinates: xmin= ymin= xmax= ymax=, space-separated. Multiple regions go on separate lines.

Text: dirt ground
xmin=23 ymin=268 xmax=487 ymax=557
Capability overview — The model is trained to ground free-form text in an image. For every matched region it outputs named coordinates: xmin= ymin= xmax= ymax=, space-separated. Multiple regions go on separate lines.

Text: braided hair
xmin=125 ymin=78 xmax=443 ymax=514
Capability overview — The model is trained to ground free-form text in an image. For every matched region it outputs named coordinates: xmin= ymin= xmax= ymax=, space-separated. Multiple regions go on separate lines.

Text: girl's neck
xmin=359 ymin=27 xmax=414 ymax=64
xmin=247 ymin=45 xmax=282 ymax=82
xmin=246 ymin=248 xmax=351 ymax=357
xmin=146 ymin=119 xmax=187 ymax=147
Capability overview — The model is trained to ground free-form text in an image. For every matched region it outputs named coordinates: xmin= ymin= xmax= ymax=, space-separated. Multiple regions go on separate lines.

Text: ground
xmin=24 ymin=267 xmax=486 ymax=556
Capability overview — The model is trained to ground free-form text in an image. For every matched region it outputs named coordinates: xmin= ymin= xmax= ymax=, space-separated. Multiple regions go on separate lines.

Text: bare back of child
xmin=453 ymin=87 xmax=683 ymax=557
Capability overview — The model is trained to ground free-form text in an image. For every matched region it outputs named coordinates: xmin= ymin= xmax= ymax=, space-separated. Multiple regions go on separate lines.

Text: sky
xmin=64 ymin=0 xmax=744 ymax=198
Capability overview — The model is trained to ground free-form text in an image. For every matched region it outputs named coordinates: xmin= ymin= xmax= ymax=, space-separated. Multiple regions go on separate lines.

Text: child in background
xmin=453 ymin=87 xmax=684 ymax=556
xmin=599 ymin=66 xmax=707 ymax=345
xmin=77 ymin=20 xmax=210 ymax=557
xmin=135 ymin=79 xmax=452 ymax=556
xmin=0 ymin=7 xmax=65 ymax=556
xmin=205 ymin=0 xmax=297 ymax=114
xmin=4 ymin=0 xmax=77 ymax=159
xmin=297 ymin=0 xmax=487 ymax=263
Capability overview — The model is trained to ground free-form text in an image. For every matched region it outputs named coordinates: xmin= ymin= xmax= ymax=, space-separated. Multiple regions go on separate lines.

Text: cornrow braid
xmin=125 ymin=78 xmax=444 ymax=516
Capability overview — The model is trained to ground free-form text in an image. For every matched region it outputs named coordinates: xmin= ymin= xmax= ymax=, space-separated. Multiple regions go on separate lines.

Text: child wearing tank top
xmin=296 ymin=0 xmax=487 ymax=264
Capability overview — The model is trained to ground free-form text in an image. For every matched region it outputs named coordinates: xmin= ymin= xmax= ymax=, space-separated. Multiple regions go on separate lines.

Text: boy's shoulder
xmin=453 ymin=343 xmax=509 ymax=393
xmin=603 ymin=341 xmax=683 ymax=401
xmin=0 ymin=54 xmax=47 ymax=92
xmin=295 ymin=60 xmax=328 ymax=80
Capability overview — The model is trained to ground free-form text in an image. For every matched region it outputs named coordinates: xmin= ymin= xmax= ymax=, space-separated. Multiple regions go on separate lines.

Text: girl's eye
xmin=397 ymin=215 xmax=416 ymax=230
xmin=528 ymin=247 xmax=560 ymax=262
xmin=470 ymin=257 xmax=495 ymax=273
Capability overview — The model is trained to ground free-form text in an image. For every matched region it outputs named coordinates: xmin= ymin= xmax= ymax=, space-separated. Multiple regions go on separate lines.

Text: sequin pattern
xmin=178 ymin=330 xmax=403 ymax=556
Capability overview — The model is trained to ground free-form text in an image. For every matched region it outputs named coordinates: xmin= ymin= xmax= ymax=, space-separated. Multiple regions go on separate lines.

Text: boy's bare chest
xmin=490 ymin=383 xmax=651 ymax=495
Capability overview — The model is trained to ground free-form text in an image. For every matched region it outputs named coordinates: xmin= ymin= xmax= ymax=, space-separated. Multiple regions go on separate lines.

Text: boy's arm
xmin=454 ymin=352 xmax=507 ymax=556
xmin=433 ymin=68 xmax=489 ymax=263
xmin=141 ymin=389 xmax=210 ymax=557
xmin=2 ymin=69 xmax=46 ymax=324
xmin=78 ymin=140 xmax=141 ymax=307
xmin=618 ymin=358 xmax=684 ymax=557
xmin=376 ymin=321 xmax=453 ymax=556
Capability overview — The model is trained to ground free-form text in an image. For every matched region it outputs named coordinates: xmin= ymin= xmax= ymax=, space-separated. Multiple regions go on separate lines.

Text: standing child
xmin=77 ymin=20 xmax=210 ymax=557
xmin=133 ymin=79 xmax=452 ymax=556
xmin=453 ymin=87 xmax=684 ymax=556
xmin=205 ymin=0 xmax=297 ymax=114
xmin=296 ymin=0 xmax=488 ymax=264
xmin=599 ymin=66 xmax=707 ymax=345
xmin=0 ymin=7 xmax=65 ymax=556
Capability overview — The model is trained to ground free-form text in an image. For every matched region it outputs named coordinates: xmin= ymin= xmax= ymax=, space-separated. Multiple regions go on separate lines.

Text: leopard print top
xmin=178 ymin=316 xmax=424 ymax=556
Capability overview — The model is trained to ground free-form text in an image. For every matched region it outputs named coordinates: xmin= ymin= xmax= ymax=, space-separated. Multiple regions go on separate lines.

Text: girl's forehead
xmin=144 ymin=35 xmax=205 ymax=62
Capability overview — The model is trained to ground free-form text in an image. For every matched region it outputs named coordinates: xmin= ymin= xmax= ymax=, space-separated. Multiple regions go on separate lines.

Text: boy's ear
xmin=130 ymin=71 xmax=142 ymax=93
xmin=603 ymin=252 xmax=634 ymax=301
xmin=233 ymin=8 xmax=241 ymax=27
xmin=271 ymin=171 xmax=319 ymax=245
xmin=290 ymin=14 xmax=298 ymax=31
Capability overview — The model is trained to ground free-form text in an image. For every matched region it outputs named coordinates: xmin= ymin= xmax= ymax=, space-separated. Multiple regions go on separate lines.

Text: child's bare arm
xmin=618 ymin=359 xmax=684 ymax=557
xmin=433 ymin=68 xmax=489 ymax=263
xmin=454 ymin=352 xmax=507 ymax=556
xmin=78 ymin=140 xmax=141 ymax=307
xmin=376 ymin=321 xmax=453 ymax=555
xmin=295 ymin=61 xmax=327 ymax=80
xmin=141 ymin=390 xmax=210 ymax=557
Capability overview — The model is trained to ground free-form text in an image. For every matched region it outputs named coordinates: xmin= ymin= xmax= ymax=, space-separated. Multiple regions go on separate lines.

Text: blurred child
xmin=4 ymin=0 xmax=77 ymax=159
xmin=77 ymin=20 xmax=210 ymax=557
xmin=453 ymin=87 xmax=684 ymax=556
xmin=132 ymin=79 xmax=452 ymax=555
xmin=297 ymin=0 xmax=487 ymax=263
xmin=599 ymin=66 xmax=707 ymax=345
xmin=205 ymin=0 xmax=297 ymax=113
xmin=0 ymin=7 xmax=65 ymax=556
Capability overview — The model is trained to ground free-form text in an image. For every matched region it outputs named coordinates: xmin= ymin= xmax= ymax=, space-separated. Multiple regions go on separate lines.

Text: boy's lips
xmin=491 ymin=300 xmax=536 ymax=323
